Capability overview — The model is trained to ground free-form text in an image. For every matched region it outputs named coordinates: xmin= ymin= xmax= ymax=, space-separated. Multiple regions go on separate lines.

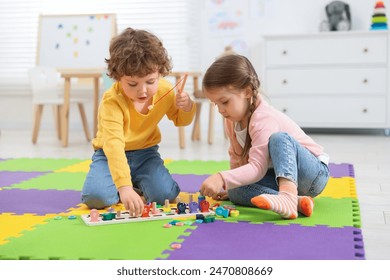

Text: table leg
xmin=93 ymin=77 xmax=99 ymax=137
xmin=61 ymin=78 xmax=71 ymax=147
xmin=191 ymin=101 xmax=202 ymax=141
xmin=208 ymin=103 xmax=214 ymax=145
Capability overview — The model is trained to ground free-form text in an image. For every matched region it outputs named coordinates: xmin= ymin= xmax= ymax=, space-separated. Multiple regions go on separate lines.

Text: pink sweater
xmin=220 ymin=99 xmax=327 ymax=190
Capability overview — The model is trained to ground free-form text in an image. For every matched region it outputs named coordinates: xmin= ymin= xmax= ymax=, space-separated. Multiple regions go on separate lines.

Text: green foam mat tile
xmin=165 ymin=160 xmax=229 ymax=174
xmin=4 ymin=172 xmax=87 ymax=191
xmin=0 ymin=158 xmax=85 ymax=172
xmin=0 ymin=216 xmax=196 ymax=260
xmin=217 ymin=197 xmax=361 ymax=228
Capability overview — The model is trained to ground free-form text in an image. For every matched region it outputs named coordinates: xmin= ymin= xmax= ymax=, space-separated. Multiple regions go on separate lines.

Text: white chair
xmin=28 ymin=66 xmax=91 ymax=144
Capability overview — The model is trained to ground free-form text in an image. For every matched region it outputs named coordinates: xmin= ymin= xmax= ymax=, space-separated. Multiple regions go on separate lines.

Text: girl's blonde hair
xmin=202 ymin=55 xmax=260 ymax=159
xmin=105 ymin=28 xmax=172 ymax=80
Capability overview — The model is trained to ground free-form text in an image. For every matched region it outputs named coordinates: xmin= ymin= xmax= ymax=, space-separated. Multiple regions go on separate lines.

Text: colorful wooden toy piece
xmin=101 ymin=212 xmax=116 ymax=221
xmin=204 ymin=215 xmax=216 ymax=223
xmin=230 ymin=210 xmax=240 ymax=217
xmin=171 ymin=243 xmax=182 ymax=249
xmin=198 ymin=195 xmax=205 ymax=210
xmin=199 ymin=200 xmax=210 ymax=212
xmin=215 ymin=206 xmax=229 ymax=218
xmin=163 ymin=199 xmax=171 ymax=213
xmin=89 ymin=209 xmax=100 ymax=222
xmin=81 ymin=202 xmax=215 ymax=226
xmin=141 ymin=204 xmax=151 ymax=218
xmin=177 ymin=202 xmax=187 ymax=214
xmin=189 ymin=201 xmax=199 ymax=213
xmin=151 ymin=202 xmax=159 ymax=214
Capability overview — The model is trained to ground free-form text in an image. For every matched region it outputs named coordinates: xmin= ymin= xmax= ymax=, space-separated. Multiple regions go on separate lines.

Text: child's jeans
xmin=227 ymin=132 xmax=330 ymax=206
xmin=81 ymin=145 xmax=180 ymax=209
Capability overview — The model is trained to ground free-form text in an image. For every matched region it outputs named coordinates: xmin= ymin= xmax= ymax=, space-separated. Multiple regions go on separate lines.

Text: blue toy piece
xmin=189 ymin=201 xmax=199 ymax=213
xmin=215 ymin=206 xmax=229 ymax=218
xmin=198 ymin=195 xmax=205 ymax=210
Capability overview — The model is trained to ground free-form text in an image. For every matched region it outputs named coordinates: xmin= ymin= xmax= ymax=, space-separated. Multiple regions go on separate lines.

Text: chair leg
xmin=223 ymin=118 xmax=228 ymax=139
xmin=191 ymin=101 xmax=202 ymax=141
xmin=53 ymin=105 xmax=62 ymax=140
xmin=32 ymin=104 xmax=44 ymax=144
xmin=179 ymin=127 xmax=185 ymax=149
xmin=78 ymin=103 xmax=91 ymax=141
xmin=208 ymin=102 xmax=214 ymax=145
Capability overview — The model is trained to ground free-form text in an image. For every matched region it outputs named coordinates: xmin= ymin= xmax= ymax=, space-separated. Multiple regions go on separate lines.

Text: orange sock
xmin=298 ymin=196 xmax=314 ymax=217
xmin=251 ymin=191 xmax=298 ymax=219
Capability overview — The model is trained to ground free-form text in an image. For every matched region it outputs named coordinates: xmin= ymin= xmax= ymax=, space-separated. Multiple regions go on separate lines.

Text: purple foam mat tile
xmin=0 ymin=171 xmax=48 ymax=188
xmin=172 ymin=174 xmax=209 ymax=193
xmin=0 ymin=189 xmax=81 ymax=215
xmin=162 ymin=221 xmax=365 ymax=260
xmin=328 ymin=163 xmax=355 ymax=178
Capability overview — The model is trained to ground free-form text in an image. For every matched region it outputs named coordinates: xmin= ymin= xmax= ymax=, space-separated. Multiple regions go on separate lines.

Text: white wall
xmin=199 ymin=0 xmax=377 ymax=75
xmin=0 ymin=0 xmax=383 ymax=141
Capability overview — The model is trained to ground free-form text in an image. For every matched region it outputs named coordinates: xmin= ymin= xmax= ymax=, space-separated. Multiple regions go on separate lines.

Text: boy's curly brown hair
xmin=105 ymin=28 xmax=172 ymax=80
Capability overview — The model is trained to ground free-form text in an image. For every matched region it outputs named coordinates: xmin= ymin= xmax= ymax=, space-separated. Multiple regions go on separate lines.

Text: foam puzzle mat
xmin=0 ymin=159 xmax=365 ymax=260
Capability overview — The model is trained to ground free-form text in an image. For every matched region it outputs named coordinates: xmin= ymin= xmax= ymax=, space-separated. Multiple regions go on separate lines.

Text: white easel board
xmin=37 ymin=14 xmax=117 ymax=69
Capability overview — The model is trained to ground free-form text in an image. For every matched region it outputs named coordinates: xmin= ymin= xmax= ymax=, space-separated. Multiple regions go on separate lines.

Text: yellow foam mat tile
xmin=55 ymin=160 xmax=92 ymax=173
xmin=318 ymin=177 xmax=357 ymax=199
xmin=0 ymin=213 xmax=55 ymax=245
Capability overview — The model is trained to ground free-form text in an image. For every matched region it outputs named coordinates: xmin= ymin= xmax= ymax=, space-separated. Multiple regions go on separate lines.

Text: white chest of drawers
xmin=262 ymin=31 xmax=390 ymax=135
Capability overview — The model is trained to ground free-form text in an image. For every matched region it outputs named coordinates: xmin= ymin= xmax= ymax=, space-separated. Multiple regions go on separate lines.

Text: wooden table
xmin=59 ymin=68 xmax=104 ymax=147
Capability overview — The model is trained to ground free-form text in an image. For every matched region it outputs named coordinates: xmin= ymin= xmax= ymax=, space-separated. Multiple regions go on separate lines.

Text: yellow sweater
xmin=92 ymin=78 xmax=196 ymax=188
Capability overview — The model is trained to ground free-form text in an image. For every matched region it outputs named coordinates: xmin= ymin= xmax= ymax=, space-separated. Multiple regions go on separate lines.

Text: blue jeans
xmin=228 ymin=132 xmax=330 ymax=206
xmin=81 ymin=145 xmax=180 ymax=209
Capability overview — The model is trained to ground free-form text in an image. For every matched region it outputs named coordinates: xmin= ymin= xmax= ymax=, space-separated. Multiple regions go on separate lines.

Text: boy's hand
xmin=200 ymin=173 xmax=225 ymax=198
xmin=176 ymin=91 xmax=193 ymax=112
xmin=118 ymin=186 xmax=144 ymax=217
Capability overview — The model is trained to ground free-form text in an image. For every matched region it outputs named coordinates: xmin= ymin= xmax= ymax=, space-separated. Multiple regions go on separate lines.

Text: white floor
xmin=0 ymin=126 xmax=389 ymax=260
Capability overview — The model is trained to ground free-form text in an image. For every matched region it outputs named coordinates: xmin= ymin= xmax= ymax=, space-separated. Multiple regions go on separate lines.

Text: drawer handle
xmin=282 ymin=79 xmax=288 ymax=84
xmin=363 ymin=48 xmax=369 ymax=53
xmin=282 ymin=108 xmax=288 ymax=113
xmin=363 ymin=79 xmax=368 ymax=84
xmin=282 ymin=50 xmax=288 ymax=55
xmin=362 ymin=108 xmax=368 ymax=113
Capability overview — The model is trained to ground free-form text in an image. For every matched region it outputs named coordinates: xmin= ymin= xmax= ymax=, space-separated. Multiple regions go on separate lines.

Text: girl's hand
xmin=200 ymin=173 xmax=225 ymax=198
xmin=213 ymin=191 xmax=229 ymax=201
xmin=176 ymin=91 xmax=193 ymax=112
xmin=118 ymin=186 xmax=144 ymax=217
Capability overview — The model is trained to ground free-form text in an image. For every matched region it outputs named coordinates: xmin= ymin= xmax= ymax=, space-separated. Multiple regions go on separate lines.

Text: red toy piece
xmin=141 ymin=204 xmax=151 ymax=218
xmin=199 ymin=200 xmax=210 ymax=212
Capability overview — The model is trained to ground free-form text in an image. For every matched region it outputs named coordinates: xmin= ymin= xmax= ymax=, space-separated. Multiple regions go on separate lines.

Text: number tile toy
xmin=81 ymin=201 xmax=214 ymax=226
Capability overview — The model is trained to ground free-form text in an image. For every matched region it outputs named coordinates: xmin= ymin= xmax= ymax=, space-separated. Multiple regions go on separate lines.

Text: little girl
xmin=200 ymin=55 xmax=330 ymax=219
